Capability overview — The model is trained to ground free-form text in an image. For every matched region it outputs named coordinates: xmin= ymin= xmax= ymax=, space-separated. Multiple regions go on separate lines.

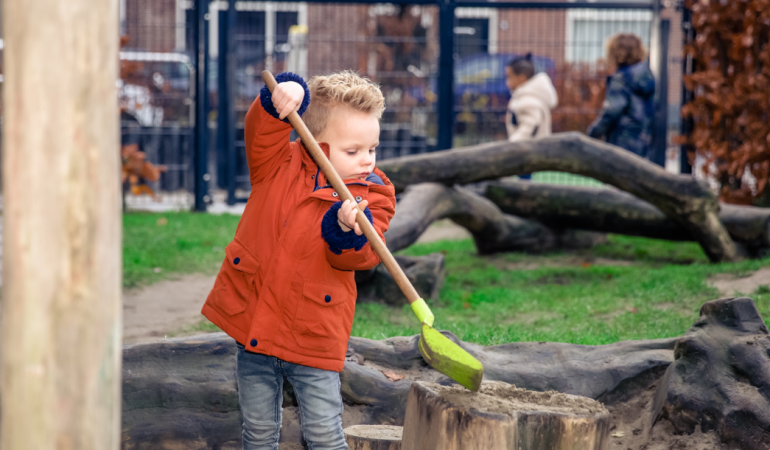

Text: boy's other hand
xmin=272 ymin=81 xmax=305 ymax=120
xmin=337 ymin=199 xmax=369 ymax=236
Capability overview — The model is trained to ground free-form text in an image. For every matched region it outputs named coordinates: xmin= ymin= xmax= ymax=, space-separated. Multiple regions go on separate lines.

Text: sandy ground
xmin=123 ymin=274 xmax=216 ymax=344
xmin=708 ymin=266 xmax=770 ymax=297
xmin=122 ymin=221 xmax=469 ymax=343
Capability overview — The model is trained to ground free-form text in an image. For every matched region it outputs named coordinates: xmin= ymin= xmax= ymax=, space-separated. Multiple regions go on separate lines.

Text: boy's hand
xmin=271 ymin=81 xmax=305 ymax=120
xmin=337 ymin=199 xmax=369 ymax=236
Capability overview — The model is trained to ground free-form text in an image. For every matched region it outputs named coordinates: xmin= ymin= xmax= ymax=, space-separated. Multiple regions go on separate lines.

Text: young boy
xmin=201 ymin=71 xmax=397 ymax=450
xmin=504 ymin=53 xmax=558 ymax=142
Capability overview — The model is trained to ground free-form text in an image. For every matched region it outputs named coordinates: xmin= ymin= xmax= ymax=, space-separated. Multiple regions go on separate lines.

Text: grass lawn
xmin=123 ymin=212 xmax=241 ymax=287
xmin=123 ymin=212 xmax=770 ymax=346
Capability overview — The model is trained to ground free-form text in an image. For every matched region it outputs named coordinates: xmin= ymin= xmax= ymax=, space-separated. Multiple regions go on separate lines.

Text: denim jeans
xmin=235 ymin=343 xmax=348 ymax=450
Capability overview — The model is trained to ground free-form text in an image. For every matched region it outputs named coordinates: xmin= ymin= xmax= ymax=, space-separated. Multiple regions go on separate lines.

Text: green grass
xmin=123 ymin=212 xmax=240 ymax=287
xmin=123 ymin=213 xmax=770 ymax=346
xmin=351 ymin=236 xmax=770 ymax=346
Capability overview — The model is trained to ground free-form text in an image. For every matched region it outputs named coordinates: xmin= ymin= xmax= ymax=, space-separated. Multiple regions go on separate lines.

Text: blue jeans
xmin=235 ymin=343 xmax=348 ymax=450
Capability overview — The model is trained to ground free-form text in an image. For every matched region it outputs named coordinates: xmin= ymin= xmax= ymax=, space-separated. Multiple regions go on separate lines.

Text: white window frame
xmin=564 ymin=9 xmax=653 ymax=63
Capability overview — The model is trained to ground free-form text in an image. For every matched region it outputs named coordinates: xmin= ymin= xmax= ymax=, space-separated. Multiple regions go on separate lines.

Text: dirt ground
xmin=123 ymin=274 xmax=216 ymax=344
xmin=708 ymin=266 xmax=770 ymax=297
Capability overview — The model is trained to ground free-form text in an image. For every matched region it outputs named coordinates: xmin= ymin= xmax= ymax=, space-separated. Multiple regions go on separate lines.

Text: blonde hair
xmin=606 ymin=33 xmax=647 ymax=69
xmin=303 ymin=71 xmax=386 ymax=137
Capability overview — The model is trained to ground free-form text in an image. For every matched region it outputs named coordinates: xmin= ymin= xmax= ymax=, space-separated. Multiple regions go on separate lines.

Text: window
xmin=565 ymin=9 xmax=652 ymax=64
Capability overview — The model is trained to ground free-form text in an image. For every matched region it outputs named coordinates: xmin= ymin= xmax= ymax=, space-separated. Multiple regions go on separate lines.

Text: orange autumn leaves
xmin=680 ymin=0 xmax=770 ymax=204
xmin=122 ymin=144 xmax=167 ymax=197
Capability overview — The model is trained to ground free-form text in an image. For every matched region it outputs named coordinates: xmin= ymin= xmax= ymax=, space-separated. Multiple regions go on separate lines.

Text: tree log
xmin=485 ymin=180 xmax=770 ymax=253
xmin=378 ymin=133 xmax=738 ymax=262
xmin=120 ymin=332 xmax=676 ymax=448
xmin=650 ymin=297 xmax=770 ymax=449
xmin=344 ymin=425 xmax=402 ymax=450
xmin=1 ymin=0 xmax=122 ymax=448
xmin=356 ymin=254 xmax=446 ymax=305
xmin=384 ymin=183 xmax=604 ymax=255
xmin=401 ymin=381 xmax=610 ymax=450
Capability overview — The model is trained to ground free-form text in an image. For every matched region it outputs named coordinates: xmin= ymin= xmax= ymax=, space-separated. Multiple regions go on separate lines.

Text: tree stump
xmin=344 ymin=425 xmax=403 ymax=450
xmin=401 ymin=381 xmax=610 ymax=450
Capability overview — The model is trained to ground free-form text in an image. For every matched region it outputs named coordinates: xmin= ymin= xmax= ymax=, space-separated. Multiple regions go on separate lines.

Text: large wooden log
xmin=378 ymin=133 xmax=738 ymax=262
xmin=650 ymin=297 xmax=770 ymax=449
xmin=384 ymin=183 xmax=604 ymax=255
xmin=401 ymin=381 xmax=610 ymax=450
xmin=1 ymin=0 xmax=122 ymax=448
xmin=485 ymin=180 xmax=770 ymax=252
xmin=344 ymin=425 xmax=402 ymax=450
xmin=386 ymin=183 xmax=556 ymax=254
xmin=120 ymin=333 xmax=677 ymax=447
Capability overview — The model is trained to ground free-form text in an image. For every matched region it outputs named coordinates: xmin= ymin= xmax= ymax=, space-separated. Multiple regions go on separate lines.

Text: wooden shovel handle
xmin=261 ymin=71 xmax=421 ymax=305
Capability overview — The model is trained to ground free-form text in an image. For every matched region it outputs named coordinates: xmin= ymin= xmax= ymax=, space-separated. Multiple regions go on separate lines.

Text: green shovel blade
xmin=418 ymin=323 xmax=484 ymax=391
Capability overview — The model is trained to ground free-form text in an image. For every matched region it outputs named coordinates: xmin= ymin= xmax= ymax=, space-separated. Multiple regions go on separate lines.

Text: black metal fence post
xmin=194 ymin=0 xmax=211 ymax=211
xmin=437 ymin=0 xmax=455 ymax=151
xmin=650 ymin=18 xmax=670 ymax=167
xmin=680 ymin=3 xmax=694 ymax=174
xmin=218 ymin=1 xmax=238 ymax=205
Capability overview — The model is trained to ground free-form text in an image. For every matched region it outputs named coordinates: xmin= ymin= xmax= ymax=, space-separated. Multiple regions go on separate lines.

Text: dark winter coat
xmin=587 ymin=62 xmax=655 ymax=157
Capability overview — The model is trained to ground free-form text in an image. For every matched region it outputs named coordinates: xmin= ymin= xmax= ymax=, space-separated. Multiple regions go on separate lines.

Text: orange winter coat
xmin=201 ymin=88 xmax=396 ymax=372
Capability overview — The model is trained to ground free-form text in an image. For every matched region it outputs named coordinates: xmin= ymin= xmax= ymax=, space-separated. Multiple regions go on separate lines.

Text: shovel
xmin=261 ymin=71 xmax=483 ymax=391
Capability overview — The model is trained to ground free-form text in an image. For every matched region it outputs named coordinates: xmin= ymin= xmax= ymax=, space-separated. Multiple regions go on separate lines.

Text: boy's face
xmin=317 ymin=106 xmax=379 ymax=181
xmin=505 ymin=67 xmax=529 ymax=91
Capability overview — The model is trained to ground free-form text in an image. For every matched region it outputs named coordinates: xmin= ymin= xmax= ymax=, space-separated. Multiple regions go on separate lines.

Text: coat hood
xmin=617 ymin=62 xmax=655 ymax=98
xmin=512 ymin=72 xmax=558 ymax=109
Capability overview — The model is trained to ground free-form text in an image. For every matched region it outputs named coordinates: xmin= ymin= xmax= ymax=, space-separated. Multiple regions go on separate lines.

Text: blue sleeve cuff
xmin=322 ymin=201 xmax=373 ymax=255
xmin=260 ymin=72 xmax=311 ymax=123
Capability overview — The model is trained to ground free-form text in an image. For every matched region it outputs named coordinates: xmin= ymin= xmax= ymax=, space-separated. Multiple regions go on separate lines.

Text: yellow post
xmin=1 ymin=0 xmax=122 ymax=448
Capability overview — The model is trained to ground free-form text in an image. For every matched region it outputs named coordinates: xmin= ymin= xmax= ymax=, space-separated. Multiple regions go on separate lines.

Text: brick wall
xmin=124 ymin=0 xmax=178 ymax=52
xmin=496 ymin=9 xmax=567 ymax=66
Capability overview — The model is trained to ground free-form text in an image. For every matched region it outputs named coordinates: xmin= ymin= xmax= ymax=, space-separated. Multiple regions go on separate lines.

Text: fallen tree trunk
xmin=384 ymin=183 xmax=605 ymax=255
xmin=485 ymin=180 xmax=770 ymax=253
xmin=121 ymin=332 xmax=676 ymax=448
xmin=378 ymin=133 xmax=738 ymax=262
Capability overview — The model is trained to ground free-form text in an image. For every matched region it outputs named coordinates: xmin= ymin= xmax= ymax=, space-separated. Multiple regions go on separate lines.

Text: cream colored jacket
xmin=505 ymin=73 xmax=558 ymax=142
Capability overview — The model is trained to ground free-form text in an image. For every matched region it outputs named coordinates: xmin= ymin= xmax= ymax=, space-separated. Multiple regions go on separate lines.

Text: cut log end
xmin=402 ymin=381 xmax=611 ymax=450
xmin=344 ymin=425 xmax=403 ymax=450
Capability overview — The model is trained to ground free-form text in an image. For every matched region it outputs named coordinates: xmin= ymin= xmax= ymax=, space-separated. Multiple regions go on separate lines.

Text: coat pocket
xmin=293 ymin=280 xmax=352 ymax=352
xmin=212 ymin=240 xmax=260 ymax=316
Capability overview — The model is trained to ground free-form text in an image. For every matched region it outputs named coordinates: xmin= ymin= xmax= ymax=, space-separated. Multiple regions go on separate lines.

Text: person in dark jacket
xmin=588 ymin=33 xmax=655 ymax=157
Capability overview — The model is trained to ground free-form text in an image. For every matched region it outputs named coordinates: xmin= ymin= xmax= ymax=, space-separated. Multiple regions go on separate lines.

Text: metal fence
xmin=117 ymin=0 xmax=672 ymax=210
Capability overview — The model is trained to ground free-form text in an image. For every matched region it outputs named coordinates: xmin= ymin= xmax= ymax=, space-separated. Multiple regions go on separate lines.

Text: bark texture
xmin=378 ymin=133 xmax=738 ymax=262
xmin=650 ymin=297 xmax=770 ymax=449
xmin=485 ymin=180 xmax=770 ymax=254
xmin=401 ymin=381 xmax=610 ymax=450
xmin=356 ymin=254 xmax=446 ymax=305
xmin=384 ymin=183 xmax=605 ymax=255
xmin=1 ymin=0 xmax=122 ymax=448
xmin=120 ymin=332 xmax=676 ymax=448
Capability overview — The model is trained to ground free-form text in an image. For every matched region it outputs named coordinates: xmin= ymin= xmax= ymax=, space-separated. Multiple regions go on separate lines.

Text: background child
xmin=587 ymin=33 xmax=655 ymax=158
xmin=201 ymin=71 xmax=396 ymax=450
xmin=504 ymin=53 xmax=559 ymax=142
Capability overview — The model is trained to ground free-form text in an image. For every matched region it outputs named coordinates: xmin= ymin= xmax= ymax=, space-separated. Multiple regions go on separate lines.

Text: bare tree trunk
xmin=1 ymin=0 xmax=122 ymax=448
xmin=378 ymin=133 xmax=738 ymax=262
xmin=485 ymin=180 xmax=770 ymax=252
